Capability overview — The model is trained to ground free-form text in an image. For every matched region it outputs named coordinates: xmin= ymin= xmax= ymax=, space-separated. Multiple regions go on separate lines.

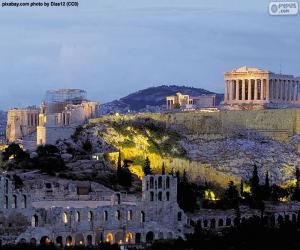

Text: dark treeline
xmin=147 ymin=217 xmax=300 ymax=250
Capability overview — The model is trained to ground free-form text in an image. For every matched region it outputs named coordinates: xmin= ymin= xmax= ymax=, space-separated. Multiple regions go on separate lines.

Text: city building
xmin=223 ymin=66 xmax=300 ymax=107
xmin=166 ymin=92 xmax=216 ymax=110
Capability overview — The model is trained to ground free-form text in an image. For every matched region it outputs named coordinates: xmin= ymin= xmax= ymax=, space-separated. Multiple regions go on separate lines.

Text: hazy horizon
xmin=0 ymin=0 xmax=299 ymax=110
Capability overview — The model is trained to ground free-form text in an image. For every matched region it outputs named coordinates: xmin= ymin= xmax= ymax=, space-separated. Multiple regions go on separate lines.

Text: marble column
xmin=229 ymin=80 xmax=233 ymax=101
xmin=242 ymin=79 xmax=246 ymax=101
xmin=260 ymin=79 xmax=264 ymax=100
xmin=266 ymin=79 xmax=270 ymax=101
xmin=248 ymin=79 xmax=252 ymax=100
xmin=254 ymin=79 xmax=258 ymax=100
xmin=235 ymin=80 xmax=239 ymax=101
xmin=224 ymin=80 xmax=228 ymax=101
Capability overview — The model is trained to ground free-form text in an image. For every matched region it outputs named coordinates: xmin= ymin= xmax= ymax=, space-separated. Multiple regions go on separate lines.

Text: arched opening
xmin=104 ymin=210 xmax=108 ymax=221
xmin=87 ymin=235 xmax=93 ymax=246
xmin=226 ymin=218 xmax=231 ymax=226
xmin=88 ymin=211 xmax=93 ymax=222
xmin=13 ymin=195 xmax=17 ymax=208
xmin=116 ymin=193 xmax=121 ymax=204
xmin=128 ymin=210 xmax=133 ymax=221
xmin=292 ymin=214 xmax=297 ymax=223
xmin=277 ymin=215 xmax=284 ymax=225
xmin=106 ymin=233 xmax=113 ymax=244
xmin=115 ymin=232 xmax=123 ymax=244
xmin=31 ymin=214 xmax=38 ymax=227
xmin=116 ymin=210 xmax=121 ymax=220
xmin=166 ymin=177 xmax=170 ymax=189
xmin=167 ymin=232 xmax=173 ymax=239
xmin=95 ymin=232 xmax=103 ymax=245
xmin=166 ymin=191 xmax=170 ymax=201
xmin=218 ymin=218 xmax=224 ymax=227
xmin=66 ymin=236 xmax=72 ymax=246
xmin=158 ymin=192 xmax=162 ymax=201
xmin=141 ymin=211 xmax=145 ymax=223
xmin=285 ymin=214 xmax=290 ymax=222
xmin=125 ymin=232 xmax=133 ymax=243
xmin=40 ymin=236 xmax=51 ymax=245
xmin=146 ymin=231 xmax=154 ymax=243
xmin=158 ymin=176 xmax=162 ymax=188
xmin=135 ymin=233 xmax=141 ymax=244
xmin=158 ymin=232 xmax=164 ymax=240
xmin=19 ymin=238 xmax=26 ymax=244
xmin=150 ymin=177 xmax=154 ymax=189
xmin=150 ymin=191 xmax=154 ymax=201
xmin=210 ymin=219 xmax=216 ymax=229
xmin=56 ymin=236 xmax=63 ymax=247
xmin=203 ymin=220 xmax=208 ymax=227
xmin=177 ymin=212 xmax=182 ymax=221
xmin=75 ymin=233 xmax=85 ymax=246
xmin=4 ymin=196 xmax=8 ymax=209
xmin=76 ymin=211 xmax=80 ymax=222
xmin=22 ymin=195 xmax=27 ymax=209
xmin=30 ymin=238 xmax=37 ymax=246
xmin=63 ymin=212 xmax=68 ymax=224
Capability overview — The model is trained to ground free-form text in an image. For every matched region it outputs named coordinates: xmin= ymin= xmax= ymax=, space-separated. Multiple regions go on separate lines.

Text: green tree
xmin=250 ymin=165 xmax=261 ymax=200
xmin=143 ymin=157 xmax=152 ymax=176
xmin=263 ymin=171 xmax=271 ymax=200
xmin=162 ymin=162 xmax=166 ymax=175
xmin=292 ymin=167 xmax=300 ymax=201
xmin=117 ymin=159 xmax=132 ymax=187
xmin=36 ymin=144 xmax=59 ymax=157
xmin=222 ymin=181 xmax=240 ymax=209
xmin=2 ymin=143 xmax=29 ymax=161
xmin=240 ymin=179 xmax=244 ymax=197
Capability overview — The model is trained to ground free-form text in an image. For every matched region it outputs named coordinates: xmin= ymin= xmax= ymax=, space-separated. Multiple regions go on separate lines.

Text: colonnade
xmin=224 ymin=78 xmax=300 ymax=104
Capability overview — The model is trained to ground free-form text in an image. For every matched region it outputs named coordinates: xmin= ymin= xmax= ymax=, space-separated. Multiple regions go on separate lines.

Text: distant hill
xmin=101 ymin=85 xmax=224 ymax=114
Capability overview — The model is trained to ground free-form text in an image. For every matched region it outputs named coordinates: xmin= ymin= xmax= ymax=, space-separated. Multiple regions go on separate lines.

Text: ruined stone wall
xmin=165 ymin=108 xmax=300 ymax=141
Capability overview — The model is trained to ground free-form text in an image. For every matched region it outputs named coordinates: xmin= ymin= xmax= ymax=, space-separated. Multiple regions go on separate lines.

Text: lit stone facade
xmin=6 ymin=107 xmax=39 ymax=142
xmin=166 ymin=92 xmax=216 ymax=110
xmin=223 ymin=66 xmax=300 ymax=106
xmin=0 ymin=174 xmax=187 ymax=246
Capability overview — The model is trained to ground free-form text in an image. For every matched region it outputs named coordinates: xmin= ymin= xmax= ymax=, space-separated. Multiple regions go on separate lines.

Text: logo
xmin=269 ymin=1 xmax=298 ymax=15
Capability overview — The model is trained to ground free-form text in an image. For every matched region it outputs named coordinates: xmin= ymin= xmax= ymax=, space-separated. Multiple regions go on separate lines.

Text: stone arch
xmin=30 ymin=238 xmax=37 ymax=245
xmin=167 ymin=232 xmax=173 ymax=239
xmin=158 ymin=232 xmax=164 ymax=240
xmin=31 ymin=214 xmax=39 ymax=227
xmin=177 ymin=212 xmax=182 ymax=221
xmin=292 ymin=213 xmax=297 ymax=223
xmin=203 ymin=219 xmax=208 ymax=227
xmin=218 ymin=218 xmax=224 ymax=227
xmin=146 ymin=231 xmax=154 ymax=243
xmin=66 ymin=236 xmax=72 ymax=246
xmin=116 ymin=210 xmax=121 ymax=220
xmin=87 ymin=235 xmax=93 ymax=246
xmin=75 ymin=233 xmax=85 ymax=245
xmin=22 ymin=195 xmax=27 ymax=209
xmin=135 ymin=233 xmax=141 ymax=244
xmin=115 ymin=232 xmax=123 ymax=244
xmin=226 ymin=218 xmax=231 ymax=226
xmin=4 ymin=195 xmax=8 ymax=209
xmin=13 ymin=195 xmax=17 ymax=208
xmin=141 ymin=211 xmax=145 ymax=223
xmin=40 ymin=236 xmax=50 ymax=245
xmin=210 ymin=218 xmax=216 ymax=228
xmin=166 ymin=176 xmax=170 ymax=189
xmin=104 ymin=210 xmax=108 ymax=221
xmin=150 ymin=177 xmax=154 ymax=189
xmin=63 ymin=212 xmax=68 ymax=224
xmin=76 ymin=211 xmax=81 ymax=222
xmin=19 ymin=238 xmax=26 ymax=244
xmin=116 ymin=193 xmax=121 ymax=204
xmin=285 ymin=214 xmax=290 ymax=222
xmin=166 ymin=191 xmax=170 ymax=201
xmin=158 ymin=176 xmax=162 ymax=188
xmin=125 ymin=232 xmax=133 ymax=243
xmin=158 ymin=191 xmax=162 ymax=201
xmin=95 ymin=231 xmax=103 ymax=245
xmin=106 ymin=233 xmax=113 ymax=244
xmin=277 ymin=214 xmax=284 ymax=224
xmin=56 ymin=236 xmax=63 ymax=247
xmin=150 ymin=191 xmax=154 ymax=201
xmin=88 ymin=211 xmax=93 ymax=222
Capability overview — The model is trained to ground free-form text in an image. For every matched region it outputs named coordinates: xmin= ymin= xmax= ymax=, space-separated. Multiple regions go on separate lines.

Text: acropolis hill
xmin=85 ymin=107 xmax=300 ymax=188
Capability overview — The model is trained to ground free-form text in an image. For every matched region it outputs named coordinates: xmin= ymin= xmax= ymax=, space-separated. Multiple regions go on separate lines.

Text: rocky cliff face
xmin=0 ymin=110 xmax=6 ymax=138
xmin=83 ymin=113 xmax=300 ymax=188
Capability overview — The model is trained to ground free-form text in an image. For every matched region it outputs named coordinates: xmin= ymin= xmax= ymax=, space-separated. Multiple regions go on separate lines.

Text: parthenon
xmin=223 ymin=66 xmax=300 ymax=106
